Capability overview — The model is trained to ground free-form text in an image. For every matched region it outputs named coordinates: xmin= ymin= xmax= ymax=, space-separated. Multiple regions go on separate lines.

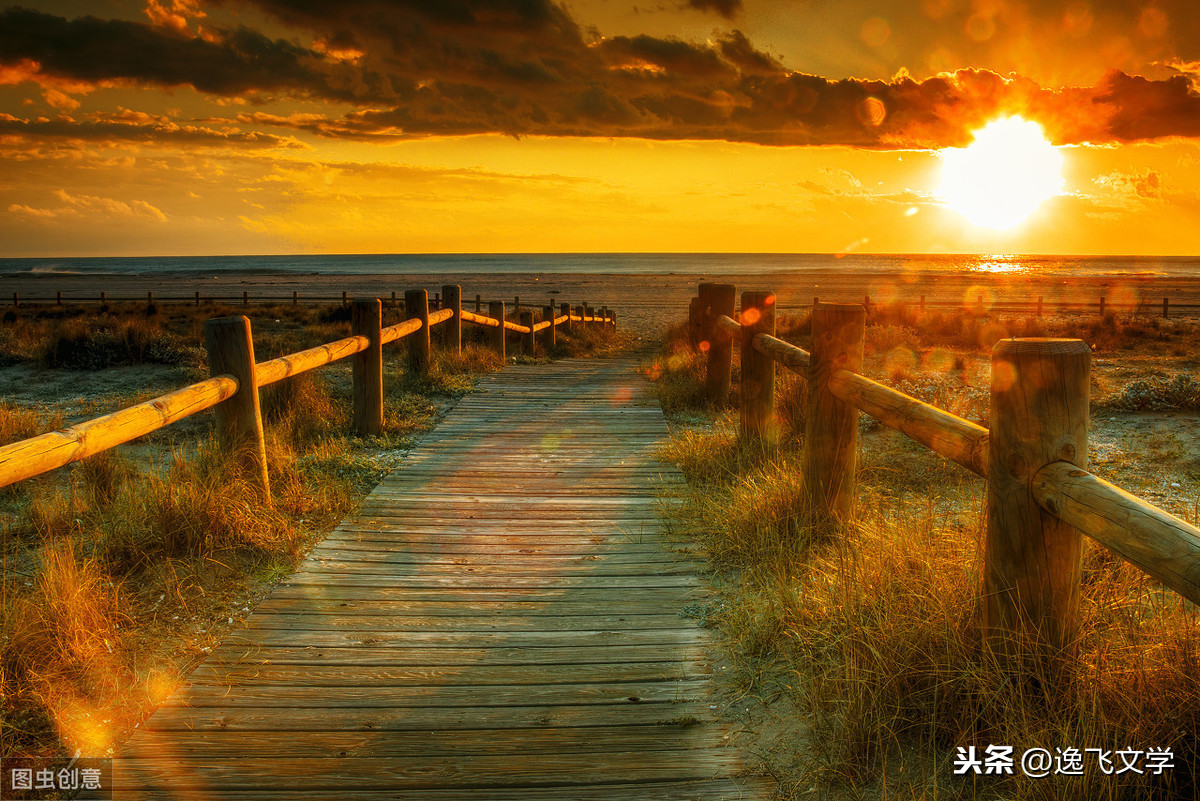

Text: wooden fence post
xmin=293 ymin=291 xmax=298 ymax=306
xmin=489 ymin=301 xmax=506 ymax=360
xmin=101 ymin=291 xmax=107 ymax=304
xmin=560 ymin=302 xmax=572 ymax=333
xmin=520 ymin=311 xmax=535 ymax=354
xmin=192 ymin=290 xmax=199 ymax=306
xmin=740 ymin=291 xmax=777 ymax=443
xmin=600 ymin=306 xmax=609 ymax=326
xmin=405 ymin=289 xmax=431 ymax=376
xmin=1099 ymin=296 xmax=1106 ymax=317
xmin=56 ymin=291 xmax=61 ymax=306
xmin=802 ymin=303 xmax=865 ymax=522
xmin=542 ymin=305 xmax=557 ymax=351
xmin=920 ymin=295 xmax=925 ymax=314
xmin=476 ymin=294 xmax=482 ymax=313
xmin=985 ymin=339 xmax=1090 ymax=653
xmin=204 ymin=316 xmax=270 ymax=502
xmin=1164 ymin=297 xmax=1170 ymax=319
xmin=609 ymin=310 xmax=617 ymax=329
xmin=351 ymin=299 xmax=384 ymax=437
xmin=243 ymin=290 xmax=249 ymax=306
xmin=12 ymin=292 xmax=17 ymax=308
xmin=147 ymin=291 xmax=154 ymax=306
xmin=574 ymin=305 xmax=585 ymax=327
xmin=688 ymin=296 xmax=702 ymax=350
xmin=443 ymin=284 xmax=462 ymax=354
xmin=584 ymin=303 xmax=595 ymax=324
xmin=342 ymin=291 xmax=348 ymax=308
xmin=702 ymin=283 xmax=736 ymax=405
xmin=1036 ymin=296 xmax=1043 ymax=317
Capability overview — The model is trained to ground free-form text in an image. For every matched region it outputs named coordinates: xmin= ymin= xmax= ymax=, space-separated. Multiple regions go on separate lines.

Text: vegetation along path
xmin=116 ymin=357 xmax=770 ymax=799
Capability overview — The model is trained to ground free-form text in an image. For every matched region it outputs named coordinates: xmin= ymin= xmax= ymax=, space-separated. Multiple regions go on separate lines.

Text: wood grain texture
xmin=117 ymin=358 xmax=768 ymax=799
xmin=352 ymin=299 xmax=383 ymax=437
xmin=1032 ymin=461 xmax=1200 ymax=606
xmin=802 ymin=303 xmax=865 ymax=522
xmin=206 ymin=315 xmax=271 ymax=501
xmin=985 ymin=338 xmax=1090 ymax=651
xmin=828 ymin=368 xmax=989 ymax=476
xmin=0 ymin=374 xmax=237 ymax=489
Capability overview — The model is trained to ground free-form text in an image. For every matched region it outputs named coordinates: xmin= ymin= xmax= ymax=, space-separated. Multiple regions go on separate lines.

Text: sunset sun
xmin=937 ymin=116 xmax=1064 ymax=230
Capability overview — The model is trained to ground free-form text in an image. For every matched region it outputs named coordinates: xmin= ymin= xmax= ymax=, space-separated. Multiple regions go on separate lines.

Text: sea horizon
xmin=4 ymin=252 xmax=1200 ymax=279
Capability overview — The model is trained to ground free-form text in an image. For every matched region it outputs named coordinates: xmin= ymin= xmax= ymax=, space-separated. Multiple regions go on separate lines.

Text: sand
xmin=9 ymin=270 xmax=1200 ymax=340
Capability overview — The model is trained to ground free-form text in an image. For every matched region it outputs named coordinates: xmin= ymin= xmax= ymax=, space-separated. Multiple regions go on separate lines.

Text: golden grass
xmin=654 ymin=308 xmax=1200 ymax=800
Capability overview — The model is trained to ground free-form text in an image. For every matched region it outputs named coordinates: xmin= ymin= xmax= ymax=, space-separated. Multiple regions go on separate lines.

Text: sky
xmin=3 ymin=0 xmax=1200 ymax=256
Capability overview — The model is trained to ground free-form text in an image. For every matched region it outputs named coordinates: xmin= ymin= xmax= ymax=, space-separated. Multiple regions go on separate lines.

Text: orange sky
xmin=2 ymin=0 xmax=1200 ymax=256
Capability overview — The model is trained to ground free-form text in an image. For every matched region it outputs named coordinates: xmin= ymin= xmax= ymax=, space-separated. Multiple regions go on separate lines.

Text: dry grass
xmin=654 ymin=308 xmax=1200 ymax=800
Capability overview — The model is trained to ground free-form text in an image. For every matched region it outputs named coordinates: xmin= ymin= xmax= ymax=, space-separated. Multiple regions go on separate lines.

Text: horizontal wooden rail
xmin=380 ymin=317 xmax=424 ymax=346
xmin=427 ymin=308 xmax=455 ymax=327
xmin=503 ymin=320 xmax=532 ymax=335
xmin=461 ymin=309 xmax=500 ymax=328
xmin=1033 ymin=462 xmax=1200 ymax=605
xmin=257 ymin=335 xmax=371 ymax=386
xmin=0 ymin=376 xmax=238 ymax=489
xmin=714 ymin=314 xmax=742 ymax=338
xmin=828 ymin=370 xmax=989 ymax=477
xmin=752 ymin=333 xmax=810 ymax=373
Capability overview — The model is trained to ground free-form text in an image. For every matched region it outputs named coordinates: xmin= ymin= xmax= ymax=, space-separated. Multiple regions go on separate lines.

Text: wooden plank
xmin=112 ymin=751 xmax=747 ymax=789
xmin=167 ymin=679 xmax=709 ymax=707
xmin=249 ymin=597 xmax=706 ymax=617
xmin=203 ymin=644 xmax=709 ymax=666
xmin=184 ymin=662 xmax=711 ymax=688
xmin=278 ymin=574 xmax=701 ymax=589
xmin=121 ymin=725 xmax=727 ymax=757
xmin=108 ymin=779 xmax=775 ymax=801
xmin=139 ymin=702 xmax=715 ymax=731
xmin=243 ymin=613 xmax=700 ymax=631
xmin=225 ymin=628 xmax=708 ymax=649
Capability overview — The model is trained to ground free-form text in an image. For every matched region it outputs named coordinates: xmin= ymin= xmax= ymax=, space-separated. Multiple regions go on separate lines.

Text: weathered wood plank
xmin=111 ymin=779 xmax=772 ymax=801
xmin=184 ymin=662 xmax=711 ymax=688
xmin=168 ymin=679 xmax=709 ymax=707
xmin=121 ymin=725 xmax=725 ymax=757
xmin=113 ymin=751 xmax=747 ymax=789
xmin=203 ymin=643 xmax=710 ymax=666
xmin=139 ymin=702 xmax=714 ymax=731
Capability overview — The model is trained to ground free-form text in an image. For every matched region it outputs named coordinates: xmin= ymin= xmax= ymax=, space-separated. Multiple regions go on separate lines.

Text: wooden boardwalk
xmin=117 ymin=358 xmax=771 ymax=799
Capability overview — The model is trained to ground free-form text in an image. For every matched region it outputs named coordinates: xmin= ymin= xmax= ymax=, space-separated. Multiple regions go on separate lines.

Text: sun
xmin=937 ymin=116 xmax=1064 ymax=230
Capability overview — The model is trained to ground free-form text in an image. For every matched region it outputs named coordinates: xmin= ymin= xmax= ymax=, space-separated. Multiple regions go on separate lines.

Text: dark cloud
xmin=0 ymin=6 xmax=358 ymax=100
xmin=683 ymin=0 xmax=741 ymax=19
xmin=2 ymin=2 xmax=1200 ymax=149
xmin=0 ymin=112 xmax=306 ymax=148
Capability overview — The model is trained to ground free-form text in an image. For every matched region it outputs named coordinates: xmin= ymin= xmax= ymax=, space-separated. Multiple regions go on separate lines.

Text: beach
xmin=9 ymin=268 xmax=1200 ymax=341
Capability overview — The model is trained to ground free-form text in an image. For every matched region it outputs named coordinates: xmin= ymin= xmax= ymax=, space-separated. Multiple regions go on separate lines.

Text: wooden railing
xmin=0 ymin=285 xmax=615 ymax=494
xmin=688 ymin=282 xmax=1200 ymax=651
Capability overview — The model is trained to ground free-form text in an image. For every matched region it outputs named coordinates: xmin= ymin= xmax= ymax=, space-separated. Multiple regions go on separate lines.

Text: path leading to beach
xmin=115 ymin=358 xmax=770 ymax=799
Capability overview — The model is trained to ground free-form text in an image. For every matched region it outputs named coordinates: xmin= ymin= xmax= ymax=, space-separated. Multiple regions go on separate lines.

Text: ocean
xmin=2 ymin=253 xmax=1199 ymax=279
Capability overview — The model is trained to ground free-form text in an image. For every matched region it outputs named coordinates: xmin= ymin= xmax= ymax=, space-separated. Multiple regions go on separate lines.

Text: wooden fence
xmin=688 ymin=282 xmax=1200 ymax=652
xmin=0 ymin=285 xmax=615 ymax=496
xmin=10 ymin=289 xmax=1200 ymax=319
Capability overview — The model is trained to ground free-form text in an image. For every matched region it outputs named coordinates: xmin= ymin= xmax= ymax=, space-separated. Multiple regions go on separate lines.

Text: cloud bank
xmin=1 ymin=2 xmax=1199 ymax=149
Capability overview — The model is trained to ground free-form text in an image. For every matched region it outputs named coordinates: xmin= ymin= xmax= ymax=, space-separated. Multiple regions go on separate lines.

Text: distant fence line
xmin=0 ymin=284 xmax=615 ymax=495
xmin=688 ymin=281 xmax=1200 ymax=657
xmin=11 ymin=290 xmax=1200 ymax=319
xmin=6 ymin=289 xmax=594 ymax=317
